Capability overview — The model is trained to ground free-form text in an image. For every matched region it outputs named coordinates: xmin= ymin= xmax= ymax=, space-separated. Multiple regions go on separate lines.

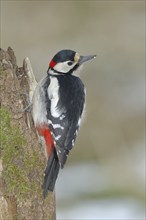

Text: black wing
xmin=47 ymin=114 xmax=80 ymax=168
xmin=46 ymin=75 xmax=85 ymax=168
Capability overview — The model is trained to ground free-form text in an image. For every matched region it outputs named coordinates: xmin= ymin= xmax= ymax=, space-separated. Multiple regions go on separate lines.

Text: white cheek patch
xmin=54 ymin=61 xmax=76 ymax=73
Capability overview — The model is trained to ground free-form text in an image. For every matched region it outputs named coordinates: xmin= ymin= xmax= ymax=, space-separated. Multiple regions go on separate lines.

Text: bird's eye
xmin=67 ymin=61 xmax=74 ymax=66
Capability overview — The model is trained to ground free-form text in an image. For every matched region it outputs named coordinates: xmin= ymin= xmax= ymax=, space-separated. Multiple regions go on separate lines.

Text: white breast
xmin=32 ymin=76 xmax=48 ymax=126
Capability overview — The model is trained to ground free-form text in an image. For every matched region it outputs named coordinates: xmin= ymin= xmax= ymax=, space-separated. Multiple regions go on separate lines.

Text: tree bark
xmin=0 ymin=47 xmax=56 ymax=220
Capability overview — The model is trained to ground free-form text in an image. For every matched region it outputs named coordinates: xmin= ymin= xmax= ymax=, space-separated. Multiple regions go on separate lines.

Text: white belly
xmin=32 ymin=76 xmax=48 ymax=126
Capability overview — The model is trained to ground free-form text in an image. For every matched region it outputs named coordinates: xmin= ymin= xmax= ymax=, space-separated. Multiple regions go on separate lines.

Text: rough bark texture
xmin=0 ymin=47 xmax=56 ymax=220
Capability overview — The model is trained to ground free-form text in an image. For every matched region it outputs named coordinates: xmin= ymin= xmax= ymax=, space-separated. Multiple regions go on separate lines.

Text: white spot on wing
xmin=75 ymin=130 xmax=78 ymax=136
xmin=53 ymin=124 xmax=64 ymax=130
xmin=48 ymin=119 xmax=64 ymax=130
xmin=60 ymin=114 xmax=65 ymax=120
xmin=78 ymin=118 xmax=81 ymax=126
xmin=72 ymin=139 xmax=75 ymax=146
xmin=55 ymin=135 xmax=61 ymax=140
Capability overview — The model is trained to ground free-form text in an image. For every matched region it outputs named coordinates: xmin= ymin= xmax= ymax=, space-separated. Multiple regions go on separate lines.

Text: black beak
xmin=78 ymin=55 xmax=96 ymax=65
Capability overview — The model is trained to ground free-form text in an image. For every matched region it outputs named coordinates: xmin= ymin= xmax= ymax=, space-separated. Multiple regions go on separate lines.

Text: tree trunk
xmin=0 ymin=47 xmax=56 ymax=220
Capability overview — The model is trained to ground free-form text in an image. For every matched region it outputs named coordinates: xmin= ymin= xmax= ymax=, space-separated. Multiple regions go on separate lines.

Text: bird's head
xmin=48 ymin=49 xmax=96 ymax=75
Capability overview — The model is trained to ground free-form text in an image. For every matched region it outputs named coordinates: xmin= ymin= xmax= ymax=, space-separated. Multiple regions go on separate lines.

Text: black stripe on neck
xmin=47 ymin=64 xmax=79 ymax=76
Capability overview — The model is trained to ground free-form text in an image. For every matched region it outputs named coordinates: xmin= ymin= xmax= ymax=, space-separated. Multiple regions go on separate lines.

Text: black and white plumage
xmin=32 ymin=49 xmax=96 ymax=197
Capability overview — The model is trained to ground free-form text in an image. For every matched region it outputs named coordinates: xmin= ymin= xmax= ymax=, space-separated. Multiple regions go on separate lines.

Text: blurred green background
xmin=1 ymin=1 xmax=145 ymax=219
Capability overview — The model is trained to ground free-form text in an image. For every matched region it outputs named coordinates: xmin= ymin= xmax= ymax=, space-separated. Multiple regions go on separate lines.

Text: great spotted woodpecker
xmin=32 ymin=49 xmax=96 ymax=197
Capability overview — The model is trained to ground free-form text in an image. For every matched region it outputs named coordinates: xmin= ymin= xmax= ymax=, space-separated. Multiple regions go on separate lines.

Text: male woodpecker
xmin=32 ymin=49 xmax=96 ymax=197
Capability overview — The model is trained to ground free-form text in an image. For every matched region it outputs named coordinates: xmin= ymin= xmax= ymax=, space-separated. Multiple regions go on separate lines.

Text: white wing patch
xmin=48 ymin=76 xmax=62 ymax=118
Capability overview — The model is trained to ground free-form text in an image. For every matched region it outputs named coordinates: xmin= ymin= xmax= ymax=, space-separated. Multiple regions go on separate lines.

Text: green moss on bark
xmin=0 ymin=107 xmax=43 ymax=199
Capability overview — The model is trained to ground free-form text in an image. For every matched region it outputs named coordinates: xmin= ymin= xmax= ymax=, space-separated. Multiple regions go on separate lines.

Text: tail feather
xmin=43 ymin=148 xmax=60 ymax=198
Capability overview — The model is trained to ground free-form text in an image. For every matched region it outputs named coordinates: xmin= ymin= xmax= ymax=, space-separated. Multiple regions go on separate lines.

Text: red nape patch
xmin=49 ymin=60 xmax=56 ymax=68
xmin=37 ymin=126 xmax=54 ymax=157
